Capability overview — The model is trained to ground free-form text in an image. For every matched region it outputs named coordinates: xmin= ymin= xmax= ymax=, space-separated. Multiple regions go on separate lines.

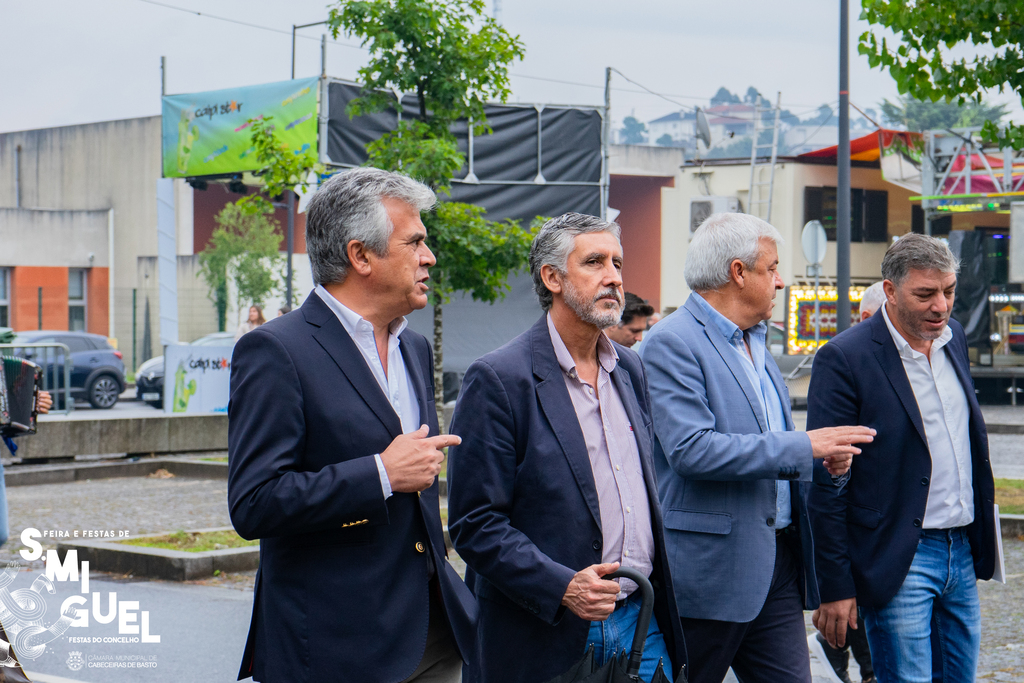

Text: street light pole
xmin=836 ymin=0 xmax=852 ymax=334
xmin=291 ymin=20 xmax=329 ymax=79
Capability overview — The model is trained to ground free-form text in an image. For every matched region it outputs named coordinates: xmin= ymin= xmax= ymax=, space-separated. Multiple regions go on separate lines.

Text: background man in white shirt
xmin=807 ymin=234 xmax=997 ymax=683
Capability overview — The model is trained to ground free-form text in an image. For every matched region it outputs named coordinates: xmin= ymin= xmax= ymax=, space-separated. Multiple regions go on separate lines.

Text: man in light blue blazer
xmin=639 ymin=212 xmax=875 ymax=683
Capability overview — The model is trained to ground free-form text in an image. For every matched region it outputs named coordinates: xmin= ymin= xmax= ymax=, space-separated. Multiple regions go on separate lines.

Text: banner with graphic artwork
xmin=161 ymin=77 xmax=319 ymax=178
xmin=786 ymin=285 xmax=869 ymax=354
xmin=162 ymin=345 xmax=232 ymax=413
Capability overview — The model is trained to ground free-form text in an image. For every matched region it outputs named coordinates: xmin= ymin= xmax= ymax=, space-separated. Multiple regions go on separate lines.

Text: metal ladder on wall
xmin=747 ymin=93 xmax=782 ymax=222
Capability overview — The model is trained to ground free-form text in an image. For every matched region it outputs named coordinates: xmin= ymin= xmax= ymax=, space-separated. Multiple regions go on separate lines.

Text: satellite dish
xmin=695 ymin=108 xmax=712 ymax=148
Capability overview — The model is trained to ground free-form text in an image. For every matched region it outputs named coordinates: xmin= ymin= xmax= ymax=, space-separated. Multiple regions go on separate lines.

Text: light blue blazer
xmin=638 ymin=294 xmax=819 ymax=623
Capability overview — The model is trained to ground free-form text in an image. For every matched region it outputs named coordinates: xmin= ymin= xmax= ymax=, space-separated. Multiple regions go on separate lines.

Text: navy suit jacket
xmin=806 ymin=312 xmax=996 ymax=608
xmin=227 ymin=293 xmax=476 ymax=683
xmin=447 ymin=316 xmax=686 ymax=683
xmin=639 ymin=295 xmax=819 ymax=623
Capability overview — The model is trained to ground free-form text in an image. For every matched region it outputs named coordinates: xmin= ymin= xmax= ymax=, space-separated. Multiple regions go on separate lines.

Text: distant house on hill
xmin=647 ymin=110 xmax=696 ymax=147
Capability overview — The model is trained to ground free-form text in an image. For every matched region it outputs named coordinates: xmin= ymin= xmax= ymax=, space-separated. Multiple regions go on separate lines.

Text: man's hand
xmin=36 ymin=391 xmax=52 ymax=414
xmin=561 ymin=562 xmax=621 ymax=621
xmin=812 ymin=598 xmax=858 ymax=649
xmin=807 ymin=426 xmax=875 ymax=476
xmin=380 ymin=425 xmax=461 ymax=493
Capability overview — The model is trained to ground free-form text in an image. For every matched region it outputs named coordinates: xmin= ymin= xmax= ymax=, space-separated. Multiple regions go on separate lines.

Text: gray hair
xmin=859 ymin=281 xmax=886 ymax=318
xmin=880 ymin=233 xmax=960 ymax=287
xmin=305 ymin=167 xmax=435 ymax=285
xmin=529 ymin=213 xmax=622 ymax=311
xmin=684 ymin=213 xmax=785 ymax=292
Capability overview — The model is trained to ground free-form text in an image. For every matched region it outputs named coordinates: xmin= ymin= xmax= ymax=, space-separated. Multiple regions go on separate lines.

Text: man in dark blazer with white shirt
xmin=228 ymin=168 xmax=476 ymax=683
xmin=447 ymin=213 xmax=685 ymax=683
xmin=808 ymin=234 xmax=996 ymax=683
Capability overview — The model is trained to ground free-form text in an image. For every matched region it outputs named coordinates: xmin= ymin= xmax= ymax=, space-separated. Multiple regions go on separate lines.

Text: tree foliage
xmin=620 ymin=116 xmax=648 ymax=145
xmin=859 ymin=0 xmax=1024 ymax=147
xmin=198 ymin=203 xmax=283 ymax=331
xmin=328 ymin=0 xmax=533 ymax=423
xmin=237 ymin=116 xmax=324 ymax=216
xmin=878 ymin=94 xmax=1008 ymax=132
xmin=711 ymin=87 xmax=740 ymax=106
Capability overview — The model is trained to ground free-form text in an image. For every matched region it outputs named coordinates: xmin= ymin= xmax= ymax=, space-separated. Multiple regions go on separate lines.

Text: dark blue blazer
xmin=227 ymin=293 xmax=477 ymax=683
xmin=806 ymin=312 xmax=996 ymax=608
xmin=447 ymin=316 xmax=685 ymax=683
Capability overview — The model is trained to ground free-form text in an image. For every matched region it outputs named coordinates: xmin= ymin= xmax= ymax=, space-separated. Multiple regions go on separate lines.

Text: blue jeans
xmin=861 ymin=527 xmax=980 ymax=683
xmin=586 ymin=590 xmax=670 ymax=683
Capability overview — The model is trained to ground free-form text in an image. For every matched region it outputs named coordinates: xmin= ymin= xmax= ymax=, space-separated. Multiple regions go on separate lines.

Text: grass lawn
xmin=119 ymin=529 xmax=257 ymax=553
xmin=995 ymin=478 xmax=1024 ymax=515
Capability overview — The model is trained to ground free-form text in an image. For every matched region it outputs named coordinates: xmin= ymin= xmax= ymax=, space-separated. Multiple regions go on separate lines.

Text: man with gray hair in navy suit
xmin=639 ymin=212 xmax=875 ymax=683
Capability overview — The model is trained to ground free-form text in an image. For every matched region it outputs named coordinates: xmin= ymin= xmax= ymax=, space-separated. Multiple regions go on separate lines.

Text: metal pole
xmin=160 ymin=56 xmax=166 ymax=96
xmin=602 ymin=67 xmax=612 ymax=220
xmin=132 ymin=288 xmax=137 ymax=373
xmin=814 ymin=272 xmax=821 ymax=347
xmin=836 ymin=0 xmax=852 ymax=334
xmin=14 ymin=145 xmax=20 ymax=208
xmin=286 ymin=191 xmax=295 ymax=307
xmin=291 ymin=25 xmax=297 ymax=79
xmin=321 ymin=34 xmax=327 ymax=77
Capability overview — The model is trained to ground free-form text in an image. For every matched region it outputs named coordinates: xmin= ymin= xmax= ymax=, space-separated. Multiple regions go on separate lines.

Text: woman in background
xmin=235 ymin=305 xmax=266 ymax=341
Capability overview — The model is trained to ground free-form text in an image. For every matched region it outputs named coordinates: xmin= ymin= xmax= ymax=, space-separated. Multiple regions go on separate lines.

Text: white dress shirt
xmin=881 ymin=304 xmax=973 ymax=528
xmin=316 ymin=285 xmax=422 ymax=499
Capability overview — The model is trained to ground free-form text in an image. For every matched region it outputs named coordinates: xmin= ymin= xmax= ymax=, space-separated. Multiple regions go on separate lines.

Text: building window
xmin=0 ymin=268 xmax=9 ymax=328
xmin=69 ymin=268 xmax=87 ymax=332
xmin=804 ymin=187 xmax=889 ymax=243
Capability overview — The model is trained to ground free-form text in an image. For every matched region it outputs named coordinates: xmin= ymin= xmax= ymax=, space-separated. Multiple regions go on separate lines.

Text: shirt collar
xmin=315 ymin=284 xmax=408 ymax=340
xmin=546 ymin=312 xmax=619 ymax=378
xmin=691 ymin=292 xmax=765 ymax=345
xmin=880 ymin=301 xmax=951 ymax=360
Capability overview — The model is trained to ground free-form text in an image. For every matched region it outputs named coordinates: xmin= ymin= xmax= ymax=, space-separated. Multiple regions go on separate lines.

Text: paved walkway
xmin=0 ymin=469 xmax=1020 ymax=681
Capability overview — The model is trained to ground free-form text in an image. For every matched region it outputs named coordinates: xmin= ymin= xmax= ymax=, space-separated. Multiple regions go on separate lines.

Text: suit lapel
xmin=870 ymin=313 xmax=928 ymax=447
xmin=684 ymin=297 xmax=768 ymax=432
xmin=305 ymin=295 xmax=403 ymax=439
xmin=531 ymin=318 xmax=603 ymax=531
xmin=399 ymin=331 xmax=431 ymax=427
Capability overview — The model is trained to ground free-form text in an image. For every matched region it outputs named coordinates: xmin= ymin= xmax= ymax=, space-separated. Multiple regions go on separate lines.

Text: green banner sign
xmin=161 ymin=77 xmax=319 ymax=178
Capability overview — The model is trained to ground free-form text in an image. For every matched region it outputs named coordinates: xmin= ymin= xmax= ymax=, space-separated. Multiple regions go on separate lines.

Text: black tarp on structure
xmin=323 ymin=79 xmax=605 ymax=373
xmin=948 ymin=230 xmax=990 ymax=347
xmin=324 ymin=80 xmax=603 ymax=222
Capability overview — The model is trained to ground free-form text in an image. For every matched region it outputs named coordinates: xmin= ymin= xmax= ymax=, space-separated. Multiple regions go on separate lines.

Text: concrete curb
xmin=5 ymin=458 xmax=227 ymax=487
xmin=1001 ymin=513 xmax=1024 ymax=538
xmin=989 ymin=424 xmax=1024 ymax=435
xmin=57 ymin=526 xmax=258 ymax=581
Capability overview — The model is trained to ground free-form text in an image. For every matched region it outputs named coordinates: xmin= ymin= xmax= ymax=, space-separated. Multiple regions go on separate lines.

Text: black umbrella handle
xmin=606 ymin=567 xmax=654 ymax=678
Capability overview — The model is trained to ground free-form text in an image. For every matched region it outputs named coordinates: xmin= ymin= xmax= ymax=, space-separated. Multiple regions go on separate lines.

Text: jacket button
xmin=592 ymin=540 xmax=602 ymax=551
xmin=921 ymin=477 xmax=929 ymax=486
xmin=913 ymin=519 xmax=921 ymax=527
xmin=415 ymin=542 xmax=425 ymax=553
xmin=767 ymin=517 xmax=775 ymax=527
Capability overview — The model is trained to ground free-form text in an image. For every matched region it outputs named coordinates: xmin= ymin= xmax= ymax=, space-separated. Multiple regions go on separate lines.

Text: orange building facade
xmin=0 ymin=266 xmax=109 ymax=337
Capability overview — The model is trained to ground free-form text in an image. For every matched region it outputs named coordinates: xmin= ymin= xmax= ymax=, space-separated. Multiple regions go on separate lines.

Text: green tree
xmin=711 ymin=87 xmax=740 ymax=106
xmin=859 ymin=0 xmax=1024 ymax=147
xmin=656 ymin=133 xmax=675 ymax=147
xmin=198 ymin=203 xmax=283 ymax=331
xmin=620 ymin=116 xmax=648 ymax=144
xmin=237 ymin=116 xmax=324 ymax=218
xmin=328 ymin=0 xmax=533 ymax=426
xmin=879 ymin=94 xmax=1008 ymax=132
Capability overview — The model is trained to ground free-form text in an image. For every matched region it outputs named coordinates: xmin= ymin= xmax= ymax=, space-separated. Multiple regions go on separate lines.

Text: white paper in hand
xmin=992 ymin=504 xmax=1006 ymax=584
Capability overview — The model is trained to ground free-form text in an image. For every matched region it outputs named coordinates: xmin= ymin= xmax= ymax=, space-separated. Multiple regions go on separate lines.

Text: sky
xmin=2 ymin=0 xmax=1021 ymax=138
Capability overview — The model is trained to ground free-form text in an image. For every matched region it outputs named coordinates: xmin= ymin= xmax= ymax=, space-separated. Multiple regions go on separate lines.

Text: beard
xmin=894 ymin=296 xmax=950 ymax=342
xmin=563 ymin=279 xmax=622 ymax=329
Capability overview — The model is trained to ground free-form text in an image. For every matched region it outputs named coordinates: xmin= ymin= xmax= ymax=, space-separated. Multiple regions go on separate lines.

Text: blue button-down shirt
xmin=692 ymin=294 xmax=792 ymax=528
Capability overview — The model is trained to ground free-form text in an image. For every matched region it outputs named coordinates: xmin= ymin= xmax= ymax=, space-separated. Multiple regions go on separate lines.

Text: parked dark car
xmin=136 ymin=332 xmax=236 ymax=409
xmin=10 ymin=331 xmax=126 ymax=409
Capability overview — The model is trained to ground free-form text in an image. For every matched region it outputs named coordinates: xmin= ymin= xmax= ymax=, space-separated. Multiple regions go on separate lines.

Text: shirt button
xmin=615 ymin=465 xmax=621 ymax=471
xmin=623 ymin=550 xmax=630 ymax=557
xmin=626 ymin=507 xmax=631 ymax=513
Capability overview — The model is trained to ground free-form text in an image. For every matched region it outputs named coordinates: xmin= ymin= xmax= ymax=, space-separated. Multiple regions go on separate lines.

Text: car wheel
xmin=88 ymin=375 xmax=121 ymax=409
